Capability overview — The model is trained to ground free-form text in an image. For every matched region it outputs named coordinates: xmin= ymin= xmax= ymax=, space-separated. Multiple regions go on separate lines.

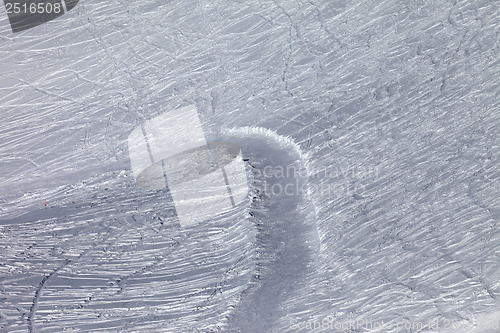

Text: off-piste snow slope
xmin=0 ymin=0 xmax=499 ymax=332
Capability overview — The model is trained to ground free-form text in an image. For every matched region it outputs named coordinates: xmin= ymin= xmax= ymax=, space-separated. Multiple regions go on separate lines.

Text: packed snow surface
xmin=0 ymin=0 xmax=499 ymax=332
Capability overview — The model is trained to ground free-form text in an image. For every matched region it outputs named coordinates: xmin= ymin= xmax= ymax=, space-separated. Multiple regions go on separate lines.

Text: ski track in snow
xmin=0 ymin=0 xmax=499 ymax=332
xmin=222 ymin=127 xmax=320 ymax=332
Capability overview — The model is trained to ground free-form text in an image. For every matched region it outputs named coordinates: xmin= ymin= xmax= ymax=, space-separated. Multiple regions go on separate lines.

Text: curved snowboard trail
xmin=223 ymin=126 xmax=320 ymax=332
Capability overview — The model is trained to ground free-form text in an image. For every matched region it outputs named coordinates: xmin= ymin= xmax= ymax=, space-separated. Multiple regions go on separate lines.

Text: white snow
xmin=0 ymin=0 xmax=499 ymax=332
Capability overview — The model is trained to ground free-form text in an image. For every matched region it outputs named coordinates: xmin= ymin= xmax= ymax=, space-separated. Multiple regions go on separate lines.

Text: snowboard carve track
xmin=222 ymin=126 xmax=320 ymax=332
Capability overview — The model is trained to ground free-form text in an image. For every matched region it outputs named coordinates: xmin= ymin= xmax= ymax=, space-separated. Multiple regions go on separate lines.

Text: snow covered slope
xmin=0 ymin=0 xmax=499 ymax=332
